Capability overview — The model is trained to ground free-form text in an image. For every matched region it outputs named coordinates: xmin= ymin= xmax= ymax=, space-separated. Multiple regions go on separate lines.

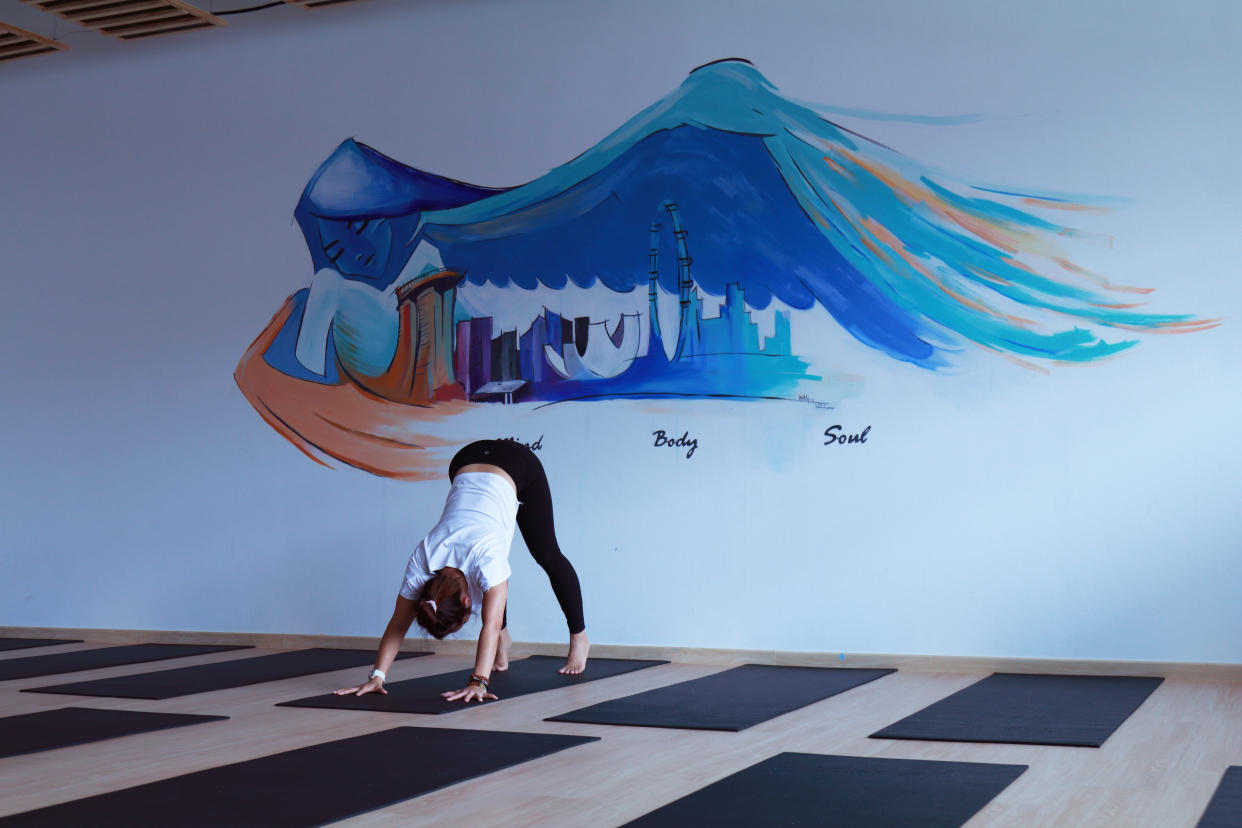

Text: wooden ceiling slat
xmin=143 ymin=0 xmax=225 ymax=19
xmin=84 ymin=7 xmax=187 ymax=27
xmin=0 ymin=40 xmax=48 ymax=55
xmin=35 ymin=0 xmax=141 ymax=12
xmin=20 ymin=0 xmax=226 ymax=39
xmin=5 ymin=0 xmax=372 ymax=58
xmin=76 ymin=1 xmax=172 ymax=22
xmin=0 ymin=21 xmax=66 ymax=46
xmin=0 ymin=23 xmax=67 ymax=62
xmin=116 ymin=18 xmax=211 ymax=39
xmin=101 ymin=12 xmax=195 ymax=34
xmin=0 ymin=45 xmax=57 ymax=61
xmin=33 ymin=0 xmax=188 ymax=14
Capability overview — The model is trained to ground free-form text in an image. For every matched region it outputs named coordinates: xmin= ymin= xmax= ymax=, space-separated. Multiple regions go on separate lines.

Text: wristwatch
xmin=368 ymin=668 xmax=386 ymax=682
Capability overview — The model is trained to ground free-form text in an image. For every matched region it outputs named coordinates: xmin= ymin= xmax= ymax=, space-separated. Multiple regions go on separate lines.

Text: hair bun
xmin=414 ymin=572 xmax=470 ymax=639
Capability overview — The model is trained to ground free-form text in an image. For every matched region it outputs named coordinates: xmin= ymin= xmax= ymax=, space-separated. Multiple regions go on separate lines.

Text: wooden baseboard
xmin=3 ymin=625 xmax=1239 ymax=680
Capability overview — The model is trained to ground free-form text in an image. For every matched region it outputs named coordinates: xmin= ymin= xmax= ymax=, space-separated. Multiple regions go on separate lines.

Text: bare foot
xmin=559 ymin=631 xmax=589 ymax=674
xmin=493 ymin=628 xmax=512 ymax=672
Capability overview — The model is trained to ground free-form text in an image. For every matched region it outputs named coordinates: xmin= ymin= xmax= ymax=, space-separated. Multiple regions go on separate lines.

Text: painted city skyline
xmin=456 ymin=277 xmax=811 ymax=405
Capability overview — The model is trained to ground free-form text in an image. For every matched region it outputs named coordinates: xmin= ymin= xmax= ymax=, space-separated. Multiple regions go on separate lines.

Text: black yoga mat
xmin=277 ymin=654 xmax=667 ymax=714
xmin=0 ymin=644 xmax=249 ymax=682
xmin=0 ymin=726 xmax=598 ymax=827
xmin=24 ymin=648 xmax=428 ymax=700
xmin=0 ymin=707 xmax=227 ymax=759
xmin=625 ymin=752 xmax=1027 ymax=827
xmin=547 ymin=664 xmax=895 ymax=732
xmin=871 ymin=673 xmax=1164 ymax=747
xmin=0 ymin=638 xmax=81 ymax=652
xmin=1197 ymin=766 xmax=1242 ymax=828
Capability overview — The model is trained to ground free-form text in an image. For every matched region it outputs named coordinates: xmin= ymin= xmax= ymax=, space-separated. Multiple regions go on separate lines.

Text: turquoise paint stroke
xmin=414 ymin=60 xmax=1205 ymax=367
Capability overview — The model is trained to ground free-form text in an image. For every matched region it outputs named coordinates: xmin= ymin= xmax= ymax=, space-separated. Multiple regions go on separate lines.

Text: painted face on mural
xmin=316 ymin=217 xmax=393 ymax=286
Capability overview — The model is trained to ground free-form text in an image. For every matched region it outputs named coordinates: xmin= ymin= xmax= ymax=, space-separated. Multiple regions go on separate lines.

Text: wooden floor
xmin=1 ymin=640 xmax=1240 ymax=826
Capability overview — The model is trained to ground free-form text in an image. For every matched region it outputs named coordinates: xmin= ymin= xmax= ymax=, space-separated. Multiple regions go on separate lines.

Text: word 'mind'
xmin=500 ymin=435 xmax=544 ymax=451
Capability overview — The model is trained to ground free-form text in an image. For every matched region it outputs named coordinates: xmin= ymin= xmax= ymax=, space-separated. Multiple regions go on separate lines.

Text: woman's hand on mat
xmin=442 ymin=683 xmax=497 ymax=703
xmin=334 ymin=677 xmax=386 ymax=697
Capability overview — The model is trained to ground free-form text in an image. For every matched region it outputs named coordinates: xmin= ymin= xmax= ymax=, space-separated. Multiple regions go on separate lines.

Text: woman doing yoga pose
xmin=336 ymin=439 xmax=588 ymax=703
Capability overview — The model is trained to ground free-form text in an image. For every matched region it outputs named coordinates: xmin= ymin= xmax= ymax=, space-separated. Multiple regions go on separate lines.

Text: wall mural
xmin=235 ymin=58 xmax=1213 ymax=478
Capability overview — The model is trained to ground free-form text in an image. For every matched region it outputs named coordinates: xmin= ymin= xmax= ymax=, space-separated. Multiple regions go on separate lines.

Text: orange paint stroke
xmin=1110 ymin=318 xmax=1222 ymax=334
xmin=862 ymin=218 xmax=1045 ymax=330
xmin=856 ymin=228 xmax=900 ymax=270
xmin=942 ymin=204 xmax=1024 ymax=255
xmin=313 ymin=410 xmax=429 ymax=449
xmin=822 ymin=154 xmax=850 ymax=177
xmin=817 ymin=193 xmax=850 ymax=233
xmin=981 ymin=344 xmax=1051 ymax=375
xmin=1054 ymin=258 xmax=1150 ymax=294
xmin=1051 ymin=352 xmax=1127 ymax=367
xmin=235 ymin=296 xmax=468 ymax=480
xmin=840 ymin=149 xmax=1063 ymax=259
xmin=1020 ymin=198 xmax=1110 ymax=215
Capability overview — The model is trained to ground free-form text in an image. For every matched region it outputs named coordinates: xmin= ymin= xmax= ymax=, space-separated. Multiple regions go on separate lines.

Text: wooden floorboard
xmin=0 ymin=642 xmax=1238 ymax=826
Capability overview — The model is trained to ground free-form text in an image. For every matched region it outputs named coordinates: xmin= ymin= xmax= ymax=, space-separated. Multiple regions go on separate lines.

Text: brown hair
xmin=413 ymin=569 xmax=471 ymax=639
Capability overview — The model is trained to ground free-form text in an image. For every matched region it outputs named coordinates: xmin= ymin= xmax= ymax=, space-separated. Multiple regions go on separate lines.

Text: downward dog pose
xmin=336 ymin=439 xmax=588 ymax=703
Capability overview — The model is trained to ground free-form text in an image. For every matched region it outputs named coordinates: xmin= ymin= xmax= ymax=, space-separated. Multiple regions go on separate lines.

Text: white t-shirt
xmin=398 ymin=472 xmax=518 ymax=614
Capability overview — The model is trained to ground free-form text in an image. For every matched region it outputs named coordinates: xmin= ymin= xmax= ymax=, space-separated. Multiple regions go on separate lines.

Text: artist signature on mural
xmin=653 ymin=429 xmax=698 ymax=459
xmin=798 ymin=394 xmax=834 ymax=410
xmin=824 ymin=425 xmax=871 ymax=446
xmin=500 ymin=435 xmax=543 ymax=451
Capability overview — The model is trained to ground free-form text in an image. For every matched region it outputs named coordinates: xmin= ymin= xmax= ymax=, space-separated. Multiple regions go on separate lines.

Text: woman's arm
xmin=442 ymin=581 xmax=508 ymax=703
xmin=335 ymin=595 xmax=417 ymax=696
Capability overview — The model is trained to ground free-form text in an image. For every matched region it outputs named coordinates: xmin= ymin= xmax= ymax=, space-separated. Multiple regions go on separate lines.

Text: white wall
xmin=1 ymin=0 xmax=1239 ymax=662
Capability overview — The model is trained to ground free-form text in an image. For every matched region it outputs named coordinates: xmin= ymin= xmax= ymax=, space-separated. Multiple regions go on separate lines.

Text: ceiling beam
xmin=0 ymin=21 xmax=69 ymax=62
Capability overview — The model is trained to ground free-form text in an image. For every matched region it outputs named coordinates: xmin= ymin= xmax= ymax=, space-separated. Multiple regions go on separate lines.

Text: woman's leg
xmin=512 ymin=462 xmax=586 ymax=636
xmin=514 ymin=466 xmax=590 ymax=673
xmin=494 ymin=627 xmax=512 ymax=671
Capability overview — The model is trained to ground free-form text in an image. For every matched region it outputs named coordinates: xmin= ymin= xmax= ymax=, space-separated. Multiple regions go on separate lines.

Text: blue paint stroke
xmin=409 ymin=59 xmax=1203 ymax=368
xmin=271 ymin=58 xmax=1211 ymax=410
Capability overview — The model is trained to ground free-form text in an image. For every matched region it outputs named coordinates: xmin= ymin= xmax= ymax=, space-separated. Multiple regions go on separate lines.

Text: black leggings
xmin=449 ymin=440 xmax=585 ymax=635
